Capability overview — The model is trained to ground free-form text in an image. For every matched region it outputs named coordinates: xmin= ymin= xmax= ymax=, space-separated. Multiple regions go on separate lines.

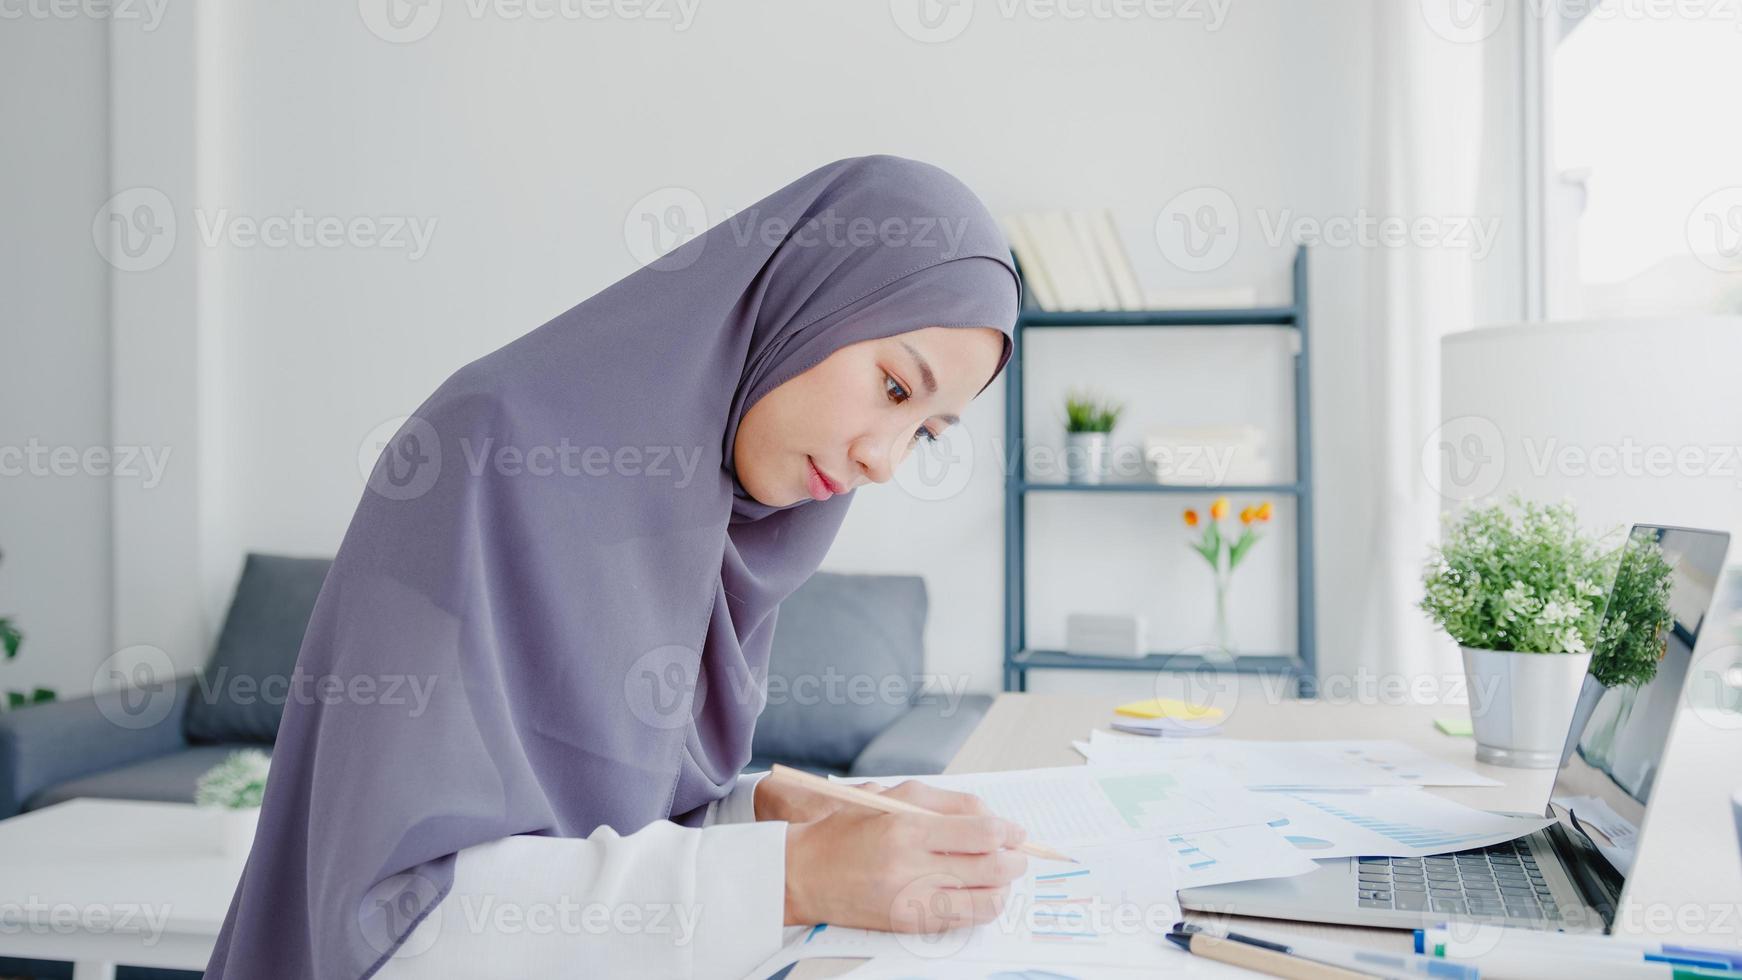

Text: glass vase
xmin=1206 ymin=571 xmax=1236 ymax=662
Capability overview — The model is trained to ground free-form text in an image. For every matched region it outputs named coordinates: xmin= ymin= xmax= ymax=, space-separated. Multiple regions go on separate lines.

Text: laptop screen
xmin=1546 ymin=525 xmax=1731 ymax=885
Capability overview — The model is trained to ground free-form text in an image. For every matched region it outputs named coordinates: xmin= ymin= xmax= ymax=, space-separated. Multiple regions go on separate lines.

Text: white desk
xmin=0 ymin=799 xmax=250 ymax=979
xmin=789 ymin=692 xmax=1742 ymax=977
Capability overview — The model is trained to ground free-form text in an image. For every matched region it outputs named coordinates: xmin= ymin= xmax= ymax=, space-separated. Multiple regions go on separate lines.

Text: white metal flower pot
xmin=1461 ymin=646 xmax=1593 ymax=768
xmin=1065 ymin=432 xmax=1108 ymax=484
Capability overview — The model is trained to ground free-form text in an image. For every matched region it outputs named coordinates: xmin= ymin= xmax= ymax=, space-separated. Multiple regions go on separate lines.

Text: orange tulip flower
xmin=1210 ymin=497 xmax=1229 ymax=521
xmin=1239 ymin=507 xmax=1254 ymax=525
xmin=1183 ymin=508 xmax=1199 ymax=527
xmin=1256 ymin=501 xmax=1273 ymax=522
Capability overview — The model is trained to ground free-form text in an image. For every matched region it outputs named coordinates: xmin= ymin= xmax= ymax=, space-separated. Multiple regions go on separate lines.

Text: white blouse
xmin=370 ymin=772 xmax=786 ymax=980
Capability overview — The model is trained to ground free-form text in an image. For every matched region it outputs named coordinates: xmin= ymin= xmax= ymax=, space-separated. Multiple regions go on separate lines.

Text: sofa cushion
xmin=848 ymin=693 xmax=992 ymax=777
xmin=750 ymin=571 xmax=928 ymax=772
xmin=23 ymin=744 xmax=271 ymax=812
xmin=183 ymin=553 xmax=333 ymax=744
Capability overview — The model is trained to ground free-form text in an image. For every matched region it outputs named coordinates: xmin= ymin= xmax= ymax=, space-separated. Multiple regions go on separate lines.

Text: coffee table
xmin=0 ymin=798 xmax=253 ymax=980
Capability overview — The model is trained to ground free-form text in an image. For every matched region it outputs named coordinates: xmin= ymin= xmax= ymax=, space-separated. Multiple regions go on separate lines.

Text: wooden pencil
xmin=1167 ymin=931 xmax=1380 ymax=979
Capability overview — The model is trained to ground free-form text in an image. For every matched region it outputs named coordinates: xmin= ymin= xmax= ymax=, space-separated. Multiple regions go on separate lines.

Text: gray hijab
xmin=203 ymin=154 xmax=1021 ymax=979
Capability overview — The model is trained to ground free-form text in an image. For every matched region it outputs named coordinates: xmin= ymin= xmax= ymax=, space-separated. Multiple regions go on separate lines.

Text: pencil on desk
xmin=766 ymin=764 xmax=1077 ymax=863
xmin=1166 ymin=931 xmax=1380 ymax=979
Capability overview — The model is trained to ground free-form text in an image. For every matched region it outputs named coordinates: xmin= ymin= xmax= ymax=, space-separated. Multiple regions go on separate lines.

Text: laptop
xmin=1180 ymin=524 xmax=1731 ymax=932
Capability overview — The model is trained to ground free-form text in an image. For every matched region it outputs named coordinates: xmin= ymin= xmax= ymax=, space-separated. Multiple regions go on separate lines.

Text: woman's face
xmin=733 ymin=325 xmax=1006 ymax=507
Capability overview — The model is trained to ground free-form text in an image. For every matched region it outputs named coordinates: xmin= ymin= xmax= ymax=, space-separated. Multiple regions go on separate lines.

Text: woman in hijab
xmin=202 ymin=155 xmax=1028 ymax=979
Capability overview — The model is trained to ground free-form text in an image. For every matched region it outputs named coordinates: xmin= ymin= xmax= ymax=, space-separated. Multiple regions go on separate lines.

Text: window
xmin=1542 ymin=3 xmax=1742 ymax=318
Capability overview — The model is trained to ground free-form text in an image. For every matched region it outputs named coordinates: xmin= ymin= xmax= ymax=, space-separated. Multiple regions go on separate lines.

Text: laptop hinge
xmin=1546 ymin=821 xmax=1623 ymax=931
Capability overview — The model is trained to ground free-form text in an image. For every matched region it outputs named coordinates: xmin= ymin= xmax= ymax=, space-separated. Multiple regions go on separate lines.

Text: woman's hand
xmin=780 ymin=780 xmax=1029 ymax=932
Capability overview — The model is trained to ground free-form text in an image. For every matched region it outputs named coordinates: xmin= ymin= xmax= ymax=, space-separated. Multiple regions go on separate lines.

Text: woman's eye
xmin=886 ymin=372 xmax=937 ymax=445
xmin=884 ymin=373 xmax=909 ymax=404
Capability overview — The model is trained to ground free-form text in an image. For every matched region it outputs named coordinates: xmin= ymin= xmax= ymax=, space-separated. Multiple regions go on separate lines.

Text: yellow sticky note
xmin=1113 ymin=697 xmax=1224 ymax=721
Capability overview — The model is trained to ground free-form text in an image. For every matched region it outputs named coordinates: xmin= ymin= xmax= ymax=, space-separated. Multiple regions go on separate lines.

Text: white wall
xmin=17 ymin=0 xmax=1532 ymax=702
xmin=183 ymin=0 xmax=1386 ymax=703
xmin=0 ymin=13 xmax=112 ymax=699
xmin=1441 ymin=316 xmax=1742 ymax=539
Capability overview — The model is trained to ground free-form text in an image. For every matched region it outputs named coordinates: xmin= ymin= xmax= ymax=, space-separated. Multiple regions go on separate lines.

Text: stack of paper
xmin=1107 ymin=697 xmax=1225 ymax=737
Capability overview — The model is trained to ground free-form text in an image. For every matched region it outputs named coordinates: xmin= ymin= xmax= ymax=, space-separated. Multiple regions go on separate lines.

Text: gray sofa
xmin=0 ymin=555 xmax=988 ymax=821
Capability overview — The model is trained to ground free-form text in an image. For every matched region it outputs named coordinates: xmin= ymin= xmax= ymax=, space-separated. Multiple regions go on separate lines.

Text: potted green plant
xmin=1062 ymin=390 xmax=1123 ymax=485
xmin=1420 ymin=497 xmax=1611 ymax=768
xmin=1 ymin=548 xmax=56 ymax=711
xmin=195 ymin=748 xmax=271 ymax=855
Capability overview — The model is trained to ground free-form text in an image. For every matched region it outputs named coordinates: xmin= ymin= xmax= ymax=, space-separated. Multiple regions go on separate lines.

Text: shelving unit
xmin=1002 ymin=247 xmax=1317 ymax=695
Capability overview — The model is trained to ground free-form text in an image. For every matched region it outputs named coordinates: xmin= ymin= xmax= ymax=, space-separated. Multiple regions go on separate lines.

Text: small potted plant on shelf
xmin=195 ymin=748 xmax=271 ymax=855
xmin=1419 ymin=496 xmax=1612 ymax=768
xmin=1062 ymin=389 xmax=1123 ymax=484
xmin=1182 ymin=497 xmax=1273 ymax=662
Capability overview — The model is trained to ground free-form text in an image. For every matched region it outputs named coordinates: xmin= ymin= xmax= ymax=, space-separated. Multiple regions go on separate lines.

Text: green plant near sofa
xmin=0 ymin=547 xmax=56 ymax=711
xmin=195 ymin=749 xmax=271 ymax=809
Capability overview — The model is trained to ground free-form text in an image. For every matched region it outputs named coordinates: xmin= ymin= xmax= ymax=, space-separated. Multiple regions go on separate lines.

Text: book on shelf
xmin=1002 ymin=209 xmax=1273 ymax=314
xmin=1001 ymin=207 xmax=1144 ymax=313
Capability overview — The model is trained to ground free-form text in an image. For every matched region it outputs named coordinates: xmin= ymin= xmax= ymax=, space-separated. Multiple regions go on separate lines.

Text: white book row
xmin=1000 ymin=208 xmax=1144 ymax=313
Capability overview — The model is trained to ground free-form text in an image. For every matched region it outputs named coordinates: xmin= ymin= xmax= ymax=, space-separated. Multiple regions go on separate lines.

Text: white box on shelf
xmin=1064 ymin=612 xmax=1148 ymax=659
xmin=1143 ymin=424 xmax=1270 ymax=486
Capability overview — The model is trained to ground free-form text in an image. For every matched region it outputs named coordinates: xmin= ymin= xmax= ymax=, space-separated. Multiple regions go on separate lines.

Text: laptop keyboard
xmin=1355 ymin=838 xmax=1559 ymax=920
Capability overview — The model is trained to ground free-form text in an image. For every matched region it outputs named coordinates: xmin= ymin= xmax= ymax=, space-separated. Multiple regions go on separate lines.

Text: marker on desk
xmin=1175 ymin=921 xmax=1475 ymax=980
xmin=766 ymin=764 xmax=1077 ymax=863
xmin=1417 ymin=925 xmax=1742 ymax=971
xmin=1416 ymin=925 xmax=1742 ymax=979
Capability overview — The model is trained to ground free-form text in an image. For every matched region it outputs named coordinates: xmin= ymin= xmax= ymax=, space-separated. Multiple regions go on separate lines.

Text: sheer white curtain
xmin=1345 ymin=1 xmax=1499 ymax=693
